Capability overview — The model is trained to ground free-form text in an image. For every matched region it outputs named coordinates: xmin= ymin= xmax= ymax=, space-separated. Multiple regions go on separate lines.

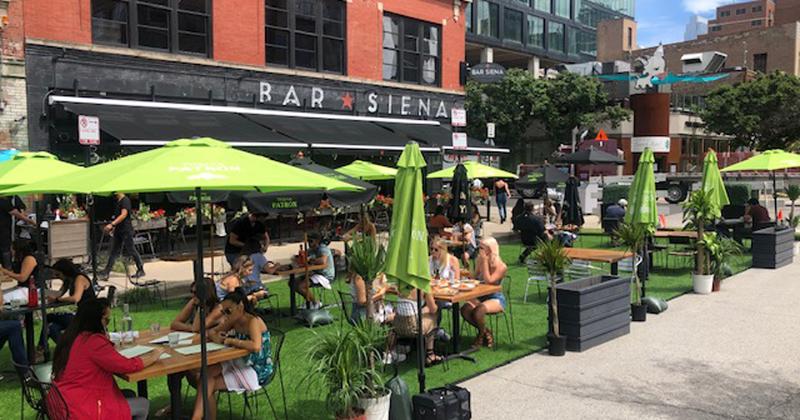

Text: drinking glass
xmin=168 ymin=332 xmax=181 ymax=347
xmin=150 ymin=323 xmax=161 ymax=334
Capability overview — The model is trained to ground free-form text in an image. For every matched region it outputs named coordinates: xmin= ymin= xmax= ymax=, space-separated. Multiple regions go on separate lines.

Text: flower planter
xmin=752 ymin=226 xmax=794 ymax=269
xmin=547 ymin=334 xmax=566 ymax=356
xmin=712 ymin=277 xmax=722 ymax=292
xmin=133 ymin=219 xmax=167 ymax=231
xmin=630 ymin=304 xmax=647 ymax=322
xmin=692 ymin=273 xmax=714 ymax=294
xmin=358 ymin=390 xmax=392 ymax=420
xmin=556 ymin=275 xmax=630 ymax=352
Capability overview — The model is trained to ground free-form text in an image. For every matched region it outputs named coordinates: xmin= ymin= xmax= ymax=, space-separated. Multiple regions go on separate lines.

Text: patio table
xmin=432 ymin=283 xmax=502 ymax=355
xmin=117 ymin=329 xmax=249 ymax=420
xmin=563 ymin=248 xmax=633 ymax=275
xmin=1 ymin=300 xmax=71 ymax=362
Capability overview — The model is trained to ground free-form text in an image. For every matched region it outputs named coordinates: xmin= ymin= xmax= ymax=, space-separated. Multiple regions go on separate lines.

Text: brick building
xmin=704 ymin=0 xmax=775 ymax=38
xmin=6 ymin=0 xmax=506 ymax=162
xmin=0 ymin=0 xmax=27 ymax=150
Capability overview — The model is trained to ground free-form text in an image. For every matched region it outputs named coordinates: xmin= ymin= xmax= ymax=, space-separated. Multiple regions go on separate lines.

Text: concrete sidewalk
xmin=462 ymin=262 xmax=800 ymax=419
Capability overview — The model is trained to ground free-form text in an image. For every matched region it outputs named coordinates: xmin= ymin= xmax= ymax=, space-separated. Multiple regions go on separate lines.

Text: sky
xmin=636 ymin=0 xmax=740 ymax=48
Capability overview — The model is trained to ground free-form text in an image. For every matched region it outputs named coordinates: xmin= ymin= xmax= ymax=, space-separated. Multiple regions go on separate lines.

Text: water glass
xmin=150 ymin=323 xmax=161 ymax=334
xmin=168 ymin=332 xmax=181 ymax=348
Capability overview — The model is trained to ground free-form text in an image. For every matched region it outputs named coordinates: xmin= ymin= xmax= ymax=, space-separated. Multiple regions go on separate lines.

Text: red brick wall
xmin=23 ymin=0 xmax=91 ymax=45
xmin=213 ymin=0 xmax=265 ymax=66
xmin=2 ymin=0 xmax=25 ymax=59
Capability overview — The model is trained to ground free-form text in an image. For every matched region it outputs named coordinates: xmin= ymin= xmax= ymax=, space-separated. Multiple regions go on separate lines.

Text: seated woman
xmin=172 ymin=277 xmax=224 ymax=332
xmin=192 ymin=289 xmax=272 ymax=420
xmin=40 ymin=259 xmax=97 ymax=350
xmin=216 ymin=255 xmax=253 ymax=301
xmin=461 ymin=237 xmax=508 ymax=349
xmin=52 ymin=298 xmax=164 ymax=420
xmin=429 ymin=239 xmax=461 ymax=283
xmin=392 ymin=287 xmax=442 ymax=366
xmin=347 ymin=272 xmax=391 ymax=324
xmin=0 ymin=292 xmax=27 ymax=372
xmin=0 ymin=239 xmax=38 ymax=288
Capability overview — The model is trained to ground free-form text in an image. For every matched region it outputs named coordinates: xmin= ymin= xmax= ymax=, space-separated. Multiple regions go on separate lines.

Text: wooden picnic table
xmin=564 ymin=248 xmax=633 ymax=275
xmin=431 ymin=283 xmax=501 ymax=355
xmin=653 ymin=230 xmax=699 ymax=239
xmin=275 ymin=264 xmax=327 ymax=316
xmin=118 ymin=329 xmax=249 ymax=420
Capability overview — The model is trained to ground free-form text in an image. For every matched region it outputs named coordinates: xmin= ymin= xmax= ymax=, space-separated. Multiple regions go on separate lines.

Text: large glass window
xmin=265 ymin=0 xmax=344 ymax=73
xmin=383 ymin=14 xmax=440 ymax=86
xmin=554 ymin=0 xmax=570 ymax=18
xmin=476 ymin=1 xmax=499 ymax=38
xmin=504 ymin=8 xmax=523 ymax=44
xmin=567 ymin=26 xmax=578 ymax=56
xmin=577 ymin=30 xmax=596 ymax=55
xmin=527 ymin=15 xmax=545 ymax=48
xmin=92 ymin=0 xmax=210 ymax=55
xmin=576 ymin=0 xmax=619 ymax=28
xmin=548 ymin=21 xmax=565 ymax=53
xmin=533 ymin=0 xmax=550 ymax=13
xmin=466 ymin=3 xmax=473 ymax=33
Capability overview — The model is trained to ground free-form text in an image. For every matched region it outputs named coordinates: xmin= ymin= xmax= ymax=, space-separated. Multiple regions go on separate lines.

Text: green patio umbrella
xmin=3 ymin=138 xmax=359 ymax=419
xmin=0 ymin=152 xmax=82 ymax=190
xmin=625 ymin=148 xmax=658 ymax=296
xmin=384 ymin=142 xmax=430 ymax=392
xmin=721 ymin=149 xmax=800 ymax=220
xmin=701 ymin=149 xmax=730 ymax=219
xmin=335 ymin=160 xmax=398 ymax=181
xmin=427 ymin=160 xmax=517 ymax=180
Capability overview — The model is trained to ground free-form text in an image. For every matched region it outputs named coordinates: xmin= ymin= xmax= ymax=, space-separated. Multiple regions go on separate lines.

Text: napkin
xmin=174 ymin=342 xmax=227 ymax=356
xmin=118 ymin=345 xmax=154 ymax=359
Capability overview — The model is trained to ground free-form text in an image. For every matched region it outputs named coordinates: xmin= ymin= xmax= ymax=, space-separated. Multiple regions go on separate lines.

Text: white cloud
xmin=682 ymin=0 xmax=732 ymax=15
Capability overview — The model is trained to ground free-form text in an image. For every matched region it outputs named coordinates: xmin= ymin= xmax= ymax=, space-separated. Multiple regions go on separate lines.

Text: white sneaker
xmin=381 ymin=351 xmax=407 ymax=365
xmin=308 ymin=301 xmax=322 ymax=310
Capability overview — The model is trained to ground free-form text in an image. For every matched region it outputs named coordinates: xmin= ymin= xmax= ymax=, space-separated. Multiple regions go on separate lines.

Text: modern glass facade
xmin=466 ymin=0 xmax=633 ymax=62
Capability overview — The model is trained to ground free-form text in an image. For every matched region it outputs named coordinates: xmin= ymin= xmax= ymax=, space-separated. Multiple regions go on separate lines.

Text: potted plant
xmin=683 ymin=189 xmax=717 ymax=294
xmin=304 ymin=322 xmax=391 ymax=420
xmin=704 ymin=233 xmax=743 ymax=292
xmin=347 ymin=233 xmax=386 ymax=323
xmin=532 ymin=238 xmax=572 ymax=356
xmin=614 ymin=222 xmax=649 ymax=322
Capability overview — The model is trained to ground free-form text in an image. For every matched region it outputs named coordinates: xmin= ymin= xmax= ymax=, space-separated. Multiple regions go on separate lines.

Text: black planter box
xmin=556 ymin=275 xmax=630 ymax=352
xmin=752 ymin=227 xmax=794 ymax=269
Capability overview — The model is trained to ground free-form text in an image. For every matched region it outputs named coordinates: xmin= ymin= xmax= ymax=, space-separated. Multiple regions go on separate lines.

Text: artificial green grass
xmin=0 ymin=234 xmax=753 ymax=419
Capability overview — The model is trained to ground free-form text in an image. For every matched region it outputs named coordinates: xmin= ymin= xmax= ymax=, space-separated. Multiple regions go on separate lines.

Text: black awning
xmin=61 ymin=103 xmax=304 ymax=147
xmin=376 ymin=122 xmax=509 ymax=153
xmin=245 ymin=114 xmax=440 ymax=152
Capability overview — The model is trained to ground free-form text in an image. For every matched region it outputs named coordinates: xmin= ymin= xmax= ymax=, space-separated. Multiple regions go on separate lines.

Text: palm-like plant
xmin=613 ymin=222 xmax=649 ymax=305
xmin=532 ymin=239 xmax=572 ymax=338
xmin=704 ymin=233 xmax=743 ymax=280
xmin=785 ymin=184 xmax=800 ymax=223
xmin=683 ymin=189 xmax=717 ymax=276
xmin=347 ymin=233 xmax=386 ymax=321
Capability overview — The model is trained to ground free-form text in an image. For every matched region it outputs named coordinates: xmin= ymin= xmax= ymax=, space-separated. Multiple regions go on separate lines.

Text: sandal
xmin=471 ymin=332 xmax=485 ymax=349
xmin=484 ymin=329 xmax=495 ymax=349
xmin=425 ymin=351 xmax=444 ymax=367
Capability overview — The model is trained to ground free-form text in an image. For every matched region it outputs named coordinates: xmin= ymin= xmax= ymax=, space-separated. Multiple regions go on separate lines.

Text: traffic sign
xmin=78 ymin=115 xmax=100 ymax=145
xmin=487 ymin=122 xmax=495 ymax=139
xmin=594 ymin=129 xmax=609 ymax=141
xmin=452 ymin=132 xmax=467 ymax=150
xmin=451 ymin=108 xmax=467 ymax=127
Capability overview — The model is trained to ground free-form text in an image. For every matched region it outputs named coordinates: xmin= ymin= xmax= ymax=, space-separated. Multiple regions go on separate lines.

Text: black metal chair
xmin=13 ymin=361 xmax=68 ymax=420
xmin=337 ymin=289 xmax=355 ymax=326
xmin=487 ymin=276 xmax=515 ymax=346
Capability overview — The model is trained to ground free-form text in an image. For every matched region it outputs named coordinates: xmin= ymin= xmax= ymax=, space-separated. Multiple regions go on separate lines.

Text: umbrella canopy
xmin=701 ymin=150 xmax=730 ymax=219
xmin=625 ymin=148 xmax=658 ymax=229
xmin=0 ymin=152 xmax=83 ymax=190
xmin=427 ymin=161 xmax=517 ymax=180
xmin=527 ymin=166 xmax=569 ymax=185
xmin=447 ymin=163 xmax=472 ymax=223
xmin=2 ymin=138 xmax=360 ymax=196
xmin=561 ymin=177 xmax=584 ymax=227
xmin=0 ymin=149 xmax=18 ymax=163
xmin=559 ymin=147 xmax=625 ymax=165
xmin=336 ymin=160 xmax=398 ymax=181
xmin=721 ymin=149 xmax=800 ymax=219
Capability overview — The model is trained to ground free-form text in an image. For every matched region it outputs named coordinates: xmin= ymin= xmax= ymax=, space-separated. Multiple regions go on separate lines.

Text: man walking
xmin=100 ymin=192 xmax=144 ymax=279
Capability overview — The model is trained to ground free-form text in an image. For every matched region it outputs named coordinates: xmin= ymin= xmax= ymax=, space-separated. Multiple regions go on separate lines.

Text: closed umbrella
xmin=561 ymin=177 xmax=584 ymax=227
xmin=384 ymin=142 xmax=431 ymax=392
xmin=447 ymin=163 xmax=472 ymax=224
xmin=701 ymin=149 xmax=730 ymax=218
xmin=4 ymin=138 xmax=360 ymax=419
xmin=625 ymin=148 xmax=658 ymax=296
xmin=427 ymin=160 xmax=517 ymax=180
xmin=336 ymin=160 xmax=398 ymax=181
xmin=720 ymin=150 xmax=800 ymax=220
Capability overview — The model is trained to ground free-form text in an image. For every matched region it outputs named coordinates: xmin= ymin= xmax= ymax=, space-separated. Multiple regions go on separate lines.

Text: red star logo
xmin=340 ymin=92 xmax=354 ymax=110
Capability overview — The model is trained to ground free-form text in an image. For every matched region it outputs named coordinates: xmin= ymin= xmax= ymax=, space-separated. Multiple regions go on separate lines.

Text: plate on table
xmin=459 ymin=283 xmax=477 ymax=291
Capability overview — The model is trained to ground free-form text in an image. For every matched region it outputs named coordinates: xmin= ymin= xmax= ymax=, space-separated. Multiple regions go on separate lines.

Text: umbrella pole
xmin=89 ymin=195 xmax=98 ymax=283
xmin=416 ymin=289 xmax=426 ymax=393
xmin=773 ymin=172 xmax=779 ymax=222
xmin=34 ymin=201 xmax=50 ymax=361
xmin=194 ymin=187 xmax=210 ymax=420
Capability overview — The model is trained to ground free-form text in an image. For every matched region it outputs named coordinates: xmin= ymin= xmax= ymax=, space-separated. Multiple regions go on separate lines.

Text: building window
xmin=515 ymin=0 xmax=529 ymax=6
xmin=527 ymin=15 xmax=545 ymax=48
xmin=567 ymin=26 xmax=577 ymax=56
xmin=720 ymin=10 xmax=730 ymax=17
xmin=627 ymin=27 xmax=633 ymax=49
xmin=753 ymin=5 xmax=763 ymax=12
xmin=91 ymin=0 xmax=210 ymax=56
xmin=265 ymin=0 xmax=345 ymax=73
xmin=476 ymin=1 xmax=499 ymax=38
xmin=466 ymin=3 xmax=473 ymax=33
xmin=548 ymin=21 xmax=565 ymax=53
xmin=753 ymin=53 xmax=767 ymax=73
xmin=577 ymin=30 xmax=596 ymax=55
xmin=554 ymin=0 xmax=570 ymax=18
xmin=736 ymin=8 xmax=746 ymax=15
xmin=533 ymin=0 xmax=550 ymax=14
xmin=383 ymin=14 xmax=440 ymax=86
xmin=752 ymin=19 xmax=762 ymax=26
xmin=711 ymin=25 xmax=721 ymax=32
xmin=504 ymin=8 xmax=523 ymax=44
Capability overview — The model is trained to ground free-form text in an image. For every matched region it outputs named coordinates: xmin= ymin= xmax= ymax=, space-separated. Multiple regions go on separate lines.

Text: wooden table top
xmin=118 ymin=330 xmax=249 ymax=383
xmin=160 ymin=250 xmax=225 ymax=262
xmin=564 ymin=248 xmax=633 ymax=264
xmin=653 ymin=230 xmax=699 ymax=239
xmin=430 ymin=283 xmax=502 ymax=303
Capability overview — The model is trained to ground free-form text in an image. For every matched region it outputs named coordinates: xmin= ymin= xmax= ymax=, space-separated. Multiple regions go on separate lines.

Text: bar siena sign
xmin=257 ymin=81 xmax=456 ymax=119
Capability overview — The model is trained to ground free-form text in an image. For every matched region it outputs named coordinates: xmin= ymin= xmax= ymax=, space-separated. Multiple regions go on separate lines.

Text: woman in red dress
xmin=51 ymin=298 xmax=164 ymax=420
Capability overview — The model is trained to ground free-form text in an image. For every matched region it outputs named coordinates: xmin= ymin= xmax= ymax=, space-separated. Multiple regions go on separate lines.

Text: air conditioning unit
xmin=681 ymin=51 xmax=727 ymax=74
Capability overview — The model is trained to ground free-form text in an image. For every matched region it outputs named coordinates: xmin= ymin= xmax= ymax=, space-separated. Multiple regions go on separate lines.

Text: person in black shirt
xmin=100 ymin=192 xmax=144 ymax=279
xmin=515 ymin=201 xmax=552 ymax=263
xmin=0 ymin=196 xmax=35 ymax=269
xmin=224 ymin=212 xmax=269 ymax=266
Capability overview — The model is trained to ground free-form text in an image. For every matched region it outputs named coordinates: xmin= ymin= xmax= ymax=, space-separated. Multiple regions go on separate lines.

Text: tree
xmin=465 ymin=69 xmax=630 ymax=149
xmin=700 ymin=72 xmax=800 ymax=150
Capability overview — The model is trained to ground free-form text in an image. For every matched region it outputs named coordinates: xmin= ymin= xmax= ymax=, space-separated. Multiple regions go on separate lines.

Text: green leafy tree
xmin=465 ymin=70 xmax=630 ymax=149
xmin=700 ymin=72 xmax=800 ymax=150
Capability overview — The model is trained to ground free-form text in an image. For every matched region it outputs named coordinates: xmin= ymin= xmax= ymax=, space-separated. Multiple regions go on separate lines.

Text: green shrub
xmin=602 ymin=184 xmax=630 ymax=204
xmin=725 ymin=183 xmax=751 ymax=205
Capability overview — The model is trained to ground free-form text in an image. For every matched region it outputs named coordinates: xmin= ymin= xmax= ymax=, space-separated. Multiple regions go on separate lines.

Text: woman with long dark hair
xmin=39 ymin=259 xmax=96 ymax=349
xmin=52 ymin=298 xmax=163 ymax=420
xmin=0 ymin=239 xmax=38 ymax=287
xmin=171 ymin=277 xmax=223 ymax=332
xmin=189 ymin=288 xmax=271 ymax=420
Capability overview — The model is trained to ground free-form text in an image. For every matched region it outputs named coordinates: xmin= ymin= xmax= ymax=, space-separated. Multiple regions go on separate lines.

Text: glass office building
xmin=465 ymin=0 xmax=634 ymax=64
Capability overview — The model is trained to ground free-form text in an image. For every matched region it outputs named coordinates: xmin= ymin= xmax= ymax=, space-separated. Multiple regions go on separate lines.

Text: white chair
xmin=524 ymin=259 xmax=549 ymax=303
xmin=564 ymin=260 xmax=599 ymax=281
